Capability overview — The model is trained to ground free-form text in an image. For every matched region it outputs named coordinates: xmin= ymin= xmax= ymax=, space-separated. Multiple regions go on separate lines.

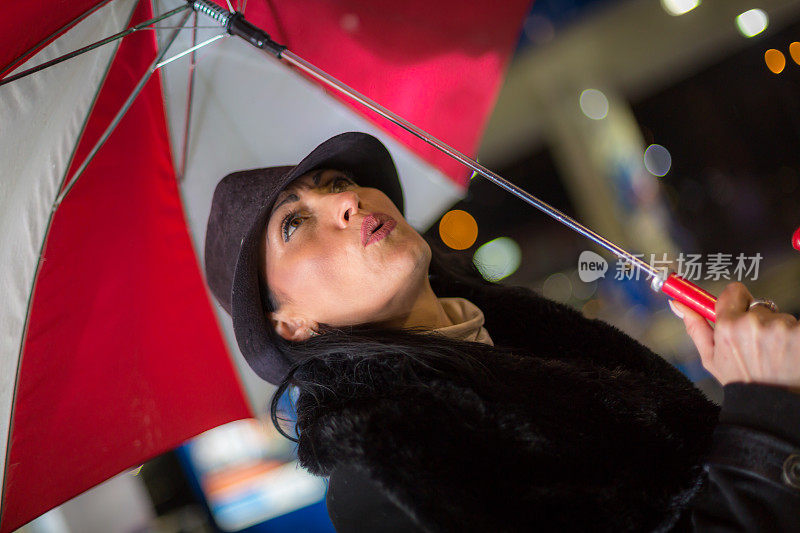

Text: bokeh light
xmin=438 ymin=209 xmax=478 ymax=250
xmin=643 ymin=144 xmax=672 ymax=177
xmin=764 ymin=49 xmax=785 ymax=73
xmin=473 ymin=237 xmax=522 ymax=282
xmin=571 ymin=269 xmax=598 ymax=300
xmin=579 ymin=89 xmax=609 ymax=120
xmin=660 ymin=0 xmax=700 ymax=16
xmin=542 ymin=272 xmax=573 ymax=302
xmin=581 ymin=299 xmax=602 ymax=319
xmin=790 ymin=42 xmax=800 ymax=65
xmin=735 ymin=9 xmax=768 ymax=38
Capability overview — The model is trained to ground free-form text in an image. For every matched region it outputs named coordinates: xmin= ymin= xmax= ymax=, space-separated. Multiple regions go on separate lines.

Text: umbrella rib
xmin=179 ymin=10 xmax=200 ymax=182
xmin=0 ymin=0 xmax=108 ymax=78
xmin=154 ymin=33 xmax=225 ymax=70
xmin=53 ymin=10 xmax=194 ymax=209
xmin=148 ymin=25 xmax=223 ymax=29
xmin=0 ymin=4 xmax=191 ymax=88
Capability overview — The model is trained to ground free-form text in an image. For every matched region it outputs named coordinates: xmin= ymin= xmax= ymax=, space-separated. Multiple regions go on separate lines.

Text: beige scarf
xmin=429 ymin=297 xmax=494 ymax=346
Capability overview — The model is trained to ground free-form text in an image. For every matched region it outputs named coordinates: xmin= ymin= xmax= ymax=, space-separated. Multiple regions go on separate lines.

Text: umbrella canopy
xmin=0 ymin=0 xmax=531 ymax=530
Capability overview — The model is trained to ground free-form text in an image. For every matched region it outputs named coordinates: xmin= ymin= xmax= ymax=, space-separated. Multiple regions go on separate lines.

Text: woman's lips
xmin=361 ymin=213 xmax=397 ymax=246
xmin=366 ymin=219 xmax=397 ymax=246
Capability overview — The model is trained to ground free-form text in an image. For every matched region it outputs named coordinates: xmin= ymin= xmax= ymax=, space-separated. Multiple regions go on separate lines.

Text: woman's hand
xmin=669 ymin=282 xmax=800 ymax=394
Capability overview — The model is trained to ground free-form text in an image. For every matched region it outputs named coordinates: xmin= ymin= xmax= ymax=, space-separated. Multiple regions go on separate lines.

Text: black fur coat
xmin=293 ymin=279 xmax=721 ymax=532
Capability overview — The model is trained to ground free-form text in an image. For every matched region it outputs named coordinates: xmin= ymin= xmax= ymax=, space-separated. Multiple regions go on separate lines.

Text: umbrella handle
xmin=658 ymin=273 xmax=717 ymax=322
xmin=655 ymin=223 xmax=800 ymax=323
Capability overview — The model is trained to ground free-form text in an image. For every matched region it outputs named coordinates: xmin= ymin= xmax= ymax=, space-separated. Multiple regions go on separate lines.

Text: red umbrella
xmin=0 ymin=0 xmax=532 ymax=530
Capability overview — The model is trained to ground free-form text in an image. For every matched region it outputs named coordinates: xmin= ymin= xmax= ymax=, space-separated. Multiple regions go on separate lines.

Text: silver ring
xmin=748 ymin=298 xmax=779 ymax=313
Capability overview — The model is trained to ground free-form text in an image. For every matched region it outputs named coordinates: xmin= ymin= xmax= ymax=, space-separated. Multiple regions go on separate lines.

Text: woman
xmin=204 ymin=132 xmax=800 ymax=532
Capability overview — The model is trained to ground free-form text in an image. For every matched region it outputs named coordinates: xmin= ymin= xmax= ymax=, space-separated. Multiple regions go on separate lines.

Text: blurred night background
xmin=20 ymin=1 xmax=800 ymax=532
xmin=433 ymin=0 xmax=800 ymax=404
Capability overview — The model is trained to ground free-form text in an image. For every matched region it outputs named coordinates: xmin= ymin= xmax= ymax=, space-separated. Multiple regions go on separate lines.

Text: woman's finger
xmin=715 ymin=282 xmax=752 ymax=322
xmin=746 ymin=303 xmax=780 ymax=323
xmin=745 ymin=301 xmax=797 ymax=326
xmin=670 ymin=300 xmax=715 ymax=364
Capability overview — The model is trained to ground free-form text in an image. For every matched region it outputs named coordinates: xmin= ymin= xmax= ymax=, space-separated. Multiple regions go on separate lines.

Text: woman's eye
xmin=283 ymin=212 xmax=302 ymax=241
xmin=331 ymin=176 xmax=354 ymax=192
xmin=282 ymin=176 xmax=355 ymax=241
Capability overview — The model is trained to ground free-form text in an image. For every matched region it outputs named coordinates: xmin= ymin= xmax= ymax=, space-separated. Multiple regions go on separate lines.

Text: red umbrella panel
xmin=0 ymin=0 xmax=532 ymax=530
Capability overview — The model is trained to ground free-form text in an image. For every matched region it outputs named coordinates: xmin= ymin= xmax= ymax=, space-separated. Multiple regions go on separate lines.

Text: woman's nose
xmin=332 ymin=190 xmax=360 ymax=229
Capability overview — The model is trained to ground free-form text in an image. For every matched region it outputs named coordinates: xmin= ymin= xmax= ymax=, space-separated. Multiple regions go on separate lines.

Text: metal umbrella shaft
xmin=190 ymin=0 xmax=719 ymax=321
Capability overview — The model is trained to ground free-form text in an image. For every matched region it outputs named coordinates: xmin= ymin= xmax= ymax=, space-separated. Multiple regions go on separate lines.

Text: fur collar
xmin=295 ymin=283 xmax=720 ymax=532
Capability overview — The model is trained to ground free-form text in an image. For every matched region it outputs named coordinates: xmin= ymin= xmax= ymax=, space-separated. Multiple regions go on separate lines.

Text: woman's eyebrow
xmin=270 ymin=169 xmax=326 ymax=218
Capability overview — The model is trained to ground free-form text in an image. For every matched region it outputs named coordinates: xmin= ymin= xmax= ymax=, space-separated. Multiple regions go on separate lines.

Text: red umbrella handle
xmin=660 ymin=273 xmax=718 ymax=322
xmin=658 ymin=224 xmax=800 ymax=323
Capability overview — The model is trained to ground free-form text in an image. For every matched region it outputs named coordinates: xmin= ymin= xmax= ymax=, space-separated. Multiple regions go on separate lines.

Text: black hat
xmin=204 ymin=132 xmax=405 ymax=385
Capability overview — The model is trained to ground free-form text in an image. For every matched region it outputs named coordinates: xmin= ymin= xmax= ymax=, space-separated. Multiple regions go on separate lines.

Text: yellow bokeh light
xmin=764 ymin=49 xmax=786 ymax=74
xmin=581 ymin=299 xmax=602 ymax=319
xmin=438 ymin=209 xmax=478 ymax=250
xmin=790 ymin=42 xmax=800 ymax=65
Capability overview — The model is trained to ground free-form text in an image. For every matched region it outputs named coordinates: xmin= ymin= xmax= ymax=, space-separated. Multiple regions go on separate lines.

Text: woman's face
xmin=261 ymin=168 xmax=432 ymax=340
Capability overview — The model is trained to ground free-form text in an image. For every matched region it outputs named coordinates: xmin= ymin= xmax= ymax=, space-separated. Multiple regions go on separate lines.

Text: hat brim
xmin=230 ymin=132 xmax=405 ymax=385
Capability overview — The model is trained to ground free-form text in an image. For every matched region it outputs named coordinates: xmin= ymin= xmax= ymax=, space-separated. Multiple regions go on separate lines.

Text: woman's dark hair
xmin=262 ymin=235 xmax=516 ymax=443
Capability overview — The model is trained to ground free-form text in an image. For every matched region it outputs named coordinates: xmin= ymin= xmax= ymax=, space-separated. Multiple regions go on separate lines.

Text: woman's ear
xmin=269 ymin=311 xmax=318 ymax=341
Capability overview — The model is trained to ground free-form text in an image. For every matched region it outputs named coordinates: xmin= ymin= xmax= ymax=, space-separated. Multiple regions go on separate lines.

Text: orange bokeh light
xmin=438 ymin=209 xmax=478 ymax=250
xmin=790 ymin=42 xmax=800 ymax=65
xmin=764 ymin=49 xmax=786 ymax=74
